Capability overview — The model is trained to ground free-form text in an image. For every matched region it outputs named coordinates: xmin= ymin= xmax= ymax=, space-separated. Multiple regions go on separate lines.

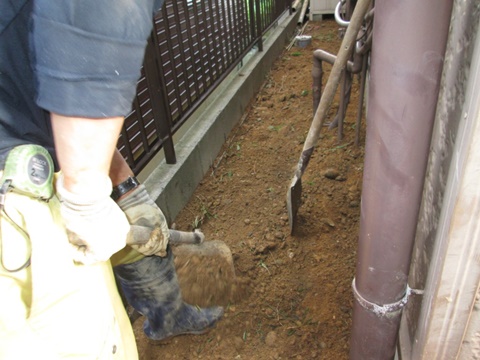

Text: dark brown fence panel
xmin=118 ymin=0 xmax=292 ymax=174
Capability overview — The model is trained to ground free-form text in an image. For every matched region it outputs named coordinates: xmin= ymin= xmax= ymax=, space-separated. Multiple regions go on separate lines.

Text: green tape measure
xmin=1 ymin=145 xmax=54 ymax=201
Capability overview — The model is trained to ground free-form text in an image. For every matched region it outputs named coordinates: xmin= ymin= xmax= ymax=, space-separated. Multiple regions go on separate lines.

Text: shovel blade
xmin=173 ymin=240 xmax=241 ymax=307
xmin=287 ymin=175 xmax=302 ymax=234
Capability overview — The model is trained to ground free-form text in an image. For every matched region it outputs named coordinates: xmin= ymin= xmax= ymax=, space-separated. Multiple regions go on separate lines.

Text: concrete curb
xmin=143 ymin=10 xmax=301 ymax=224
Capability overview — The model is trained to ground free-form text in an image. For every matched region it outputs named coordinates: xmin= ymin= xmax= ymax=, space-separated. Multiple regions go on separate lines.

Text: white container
xmin=310 ymin=0 xmax=338 ymax=21
xmin=295 ymin=35 xmax=312 ymax=48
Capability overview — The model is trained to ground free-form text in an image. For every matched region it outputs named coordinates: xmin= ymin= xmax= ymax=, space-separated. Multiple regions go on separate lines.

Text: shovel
xmin=286 ymin=0 xmax=372 ymax=234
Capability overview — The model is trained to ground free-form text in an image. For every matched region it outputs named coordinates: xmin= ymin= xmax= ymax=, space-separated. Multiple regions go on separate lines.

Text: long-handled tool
xmin=286 ymin=0 xmax=372 ymax=234
xmin=129 ymin=226 xmax=205 ymax=246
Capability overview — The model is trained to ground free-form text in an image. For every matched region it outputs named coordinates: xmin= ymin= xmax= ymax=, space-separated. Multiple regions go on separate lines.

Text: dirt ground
xmin=135 ymin=17 xmax=366 ymax=359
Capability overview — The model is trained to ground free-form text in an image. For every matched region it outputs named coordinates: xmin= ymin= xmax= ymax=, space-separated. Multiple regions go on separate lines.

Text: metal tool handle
xmin=128 ymin=226 xmax=204 ymax=246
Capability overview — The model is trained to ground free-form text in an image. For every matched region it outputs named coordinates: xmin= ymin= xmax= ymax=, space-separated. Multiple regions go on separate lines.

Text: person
xmin=0 ymin=1 xmax=222 ymax=358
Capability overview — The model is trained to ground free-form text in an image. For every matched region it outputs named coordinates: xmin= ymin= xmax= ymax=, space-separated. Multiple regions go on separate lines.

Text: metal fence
xmin=117 ymin=0 xmax=292 ymax=174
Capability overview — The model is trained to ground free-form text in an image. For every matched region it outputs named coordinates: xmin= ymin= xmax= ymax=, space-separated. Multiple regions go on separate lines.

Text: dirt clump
xmin=173 ymin=240 xmax=249 ymax=307
xmin=134 ymin=17 xmax=365 ymax=360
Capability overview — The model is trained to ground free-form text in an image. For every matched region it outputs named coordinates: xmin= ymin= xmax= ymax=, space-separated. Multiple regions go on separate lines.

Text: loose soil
xmin=135 ymin=18 xmax=366 ymax=359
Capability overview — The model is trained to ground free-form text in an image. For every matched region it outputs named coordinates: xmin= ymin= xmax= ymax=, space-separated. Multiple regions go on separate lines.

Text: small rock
xmin=254 ymin=242 xmax=277 ymax=254
xmin=324 ymin=168 xmax=339 ymax=179
xmin=322 ymin=218 xmax=335 ymax=227
xmin=244 ymin=219 xmax=251 ymax=225
xmin=265 ymin=233 xmax=275 ymax=242
xmin=349 ymin=201 xmax=360 ymax=208
xmin=234 ymin=337 xmax=244 ymax=350
xmin=265 ymin=331 xmax=277 ymax=347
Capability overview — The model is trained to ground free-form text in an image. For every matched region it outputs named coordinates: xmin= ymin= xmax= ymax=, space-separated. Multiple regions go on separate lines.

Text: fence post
xmin=255 ymin=0 xmax=264 ymax=51
xmin=144 ymin=32 xmax=177 ymax=165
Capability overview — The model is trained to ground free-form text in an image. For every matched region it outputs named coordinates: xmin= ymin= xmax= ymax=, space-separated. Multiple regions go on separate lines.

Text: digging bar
xmin=286 ymin=0 xmax=372 ymax=234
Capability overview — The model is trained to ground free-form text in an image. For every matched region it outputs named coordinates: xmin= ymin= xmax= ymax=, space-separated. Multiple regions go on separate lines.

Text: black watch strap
xmin=111 ymin=176 xmax=140 ymax=201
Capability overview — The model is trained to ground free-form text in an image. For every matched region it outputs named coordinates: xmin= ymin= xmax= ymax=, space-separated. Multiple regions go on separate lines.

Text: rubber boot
xmin=114 ymin=247 xmax=224 ymax=341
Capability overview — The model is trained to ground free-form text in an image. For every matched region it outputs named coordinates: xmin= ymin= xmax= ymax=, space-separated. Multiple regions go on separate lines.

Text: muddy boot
xmin=114 ymin=248 xmax=224 ymax=341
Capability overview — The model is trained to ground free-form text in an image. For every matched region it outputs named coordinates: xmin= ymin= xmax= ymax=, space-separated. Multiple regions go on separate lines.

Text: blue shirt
xmin=0 ymin=0 xmax=163 ymax=168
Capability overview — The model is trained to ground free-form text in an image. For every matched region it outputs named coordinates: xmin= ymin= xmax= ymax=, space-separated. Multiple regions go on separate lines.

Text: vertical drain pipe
xmin=349 ymin=1 xmax=453 ymax=359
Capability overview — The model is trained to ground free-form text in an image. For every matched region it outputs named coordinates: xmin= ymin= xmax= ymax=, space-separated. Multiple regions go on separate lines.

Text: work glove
xmin=117 ymin=184 xmax=170 ymax=257
xmin=56 ymin=173 xmax=129 ymax=265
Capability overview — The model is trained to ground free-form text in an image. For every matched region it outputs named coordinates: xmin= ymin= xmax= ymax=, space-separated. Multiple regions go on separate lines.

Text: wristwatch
xmin=111 ymin=176 xmax=140 ymax=201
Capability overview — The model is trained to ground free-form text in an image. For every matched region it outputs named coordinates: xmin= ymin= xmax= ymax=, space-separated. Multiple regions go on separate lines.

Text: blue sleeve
xmin=31 ymin=0 xmax=163 ymax=118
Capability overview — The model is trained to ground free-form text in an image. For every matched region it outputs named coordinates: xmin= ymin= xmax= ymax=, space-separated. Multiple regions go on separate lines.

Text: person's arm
xmin=51 ymin=114 xmax=123 ymax=193
xmin=51 ymin=114 xmax=130 ymax=264
xmin=30 ymin=1 xmax=158 ymax=264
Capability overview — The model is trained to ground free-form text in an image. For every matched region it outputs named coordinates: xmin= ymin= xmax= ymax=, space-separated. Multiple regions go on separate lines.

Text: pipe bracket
xmin=352 ymin=278 xmax=424 ymax=318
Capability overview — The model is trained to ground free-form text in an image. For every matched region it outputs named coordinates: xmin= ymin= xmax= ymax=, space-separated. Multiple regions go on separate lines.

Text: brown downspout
xmin=349 ymin=1 xmax=453 ymax=359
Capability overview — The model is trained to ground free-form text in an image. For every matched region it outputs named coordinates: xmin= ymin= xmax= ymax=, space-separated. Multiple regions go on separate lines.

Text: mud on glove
xmin=117 ymin=184 xmax=170 ymax=257
xmin=56 ymin=173 xmax=129 ymax=265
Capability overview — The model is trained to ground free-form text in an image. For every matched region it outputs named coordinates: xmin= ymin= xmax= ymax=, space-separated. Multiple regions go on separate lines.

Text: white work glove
xmin=117 ymin=184 xmax=170 ymax=257
xmin=56 ymin=173 xmax=129 ymax=265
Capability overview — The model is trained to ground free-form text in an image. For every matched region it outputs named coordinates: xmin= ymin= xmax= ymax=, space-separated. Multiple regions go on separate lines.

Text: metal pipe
xmin=335 ymin=0 xmax=350 ymax=27
xmin=337 ymin=71 xmax=347 ymax=139
xmin=298 ymin=0 xmax=309 ymax=25
xmin=311 ymin=51 xmax=324 ymax=118
xmin=312 ymin=3 xmax=372 ymax=135
xmin=292 ymin=0 xmax=302 ymax=12
xmin=354 ymin=53 xmax=368 ymax=147
xmin=312 ymin=49 xmax=364 ymax=117
xmin=312 ymin=7 xmax=370 ymax=130
xmin=313 ymin=48 xmax=364 ymax=74
xmin=349 ymin=0 xmax=453 ymax=359
xmin=335 ymin=0 xmax=363 ymax=138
